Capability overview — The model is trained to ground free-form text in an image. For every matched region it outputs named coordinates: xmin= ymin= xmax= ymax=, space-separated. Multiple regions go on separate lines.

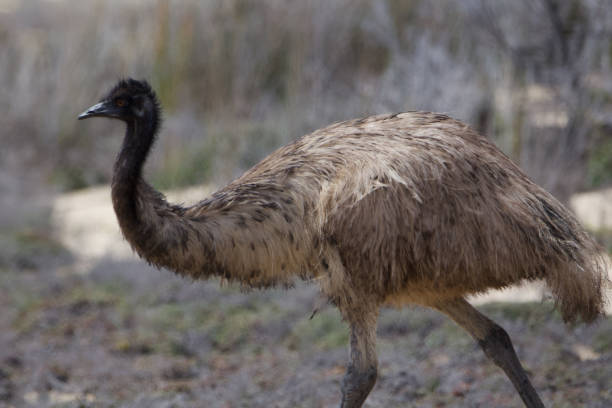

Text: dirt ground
xmin=0 ymin=186 xmax=610 ymax=408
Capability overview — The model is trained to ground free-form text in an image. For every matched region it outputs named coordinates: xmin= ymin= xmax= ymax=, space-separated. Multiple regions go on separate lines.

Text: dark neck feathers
xmin=113 ymin=95 xmax=160 ymax=184
xmin=110 ymin=100 xmax=220 ymax=278
xmin=114 ymin=116 xmax=157 ymax=187
xmin=111 ymin=104 xmax=165 ymax=252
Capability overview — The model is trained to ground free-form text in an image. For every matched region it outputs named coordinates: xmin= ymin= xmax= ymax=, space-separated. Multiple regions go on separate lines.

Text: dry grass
xmin=3 ymin=0 xmax=609 ymax=199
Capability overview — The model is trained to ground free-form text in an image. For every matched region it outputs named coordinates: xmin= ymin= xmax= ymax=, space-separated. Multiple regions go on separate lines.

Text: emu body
xmin=79 ymin=79 xmax=607 ymax=408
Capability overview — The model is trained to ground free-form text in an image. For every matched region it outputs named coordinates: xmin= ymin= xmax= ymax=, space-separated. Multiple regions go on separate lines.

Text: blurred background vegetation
xmin=1 ymin=1 xmax=611 ymax=407
xmin=1 ymin=0 xmax=611 ymax=229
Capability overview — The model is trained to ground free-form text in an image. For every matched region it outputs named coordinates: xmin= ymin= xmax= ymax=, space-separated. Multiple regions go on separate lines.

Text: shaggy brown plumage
xmin=125 ymin=112 xmax=606 ymax=322
xmin=79 ymin=79 xmax=609 ymax=408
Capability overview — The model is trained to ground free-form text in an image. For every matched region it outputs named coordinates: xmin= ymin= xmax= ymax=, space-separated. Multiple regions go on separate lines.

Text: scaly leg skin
xmin=435 ymin=298 xmax=546 ymax=408
xmin=339 ymin=307 xmax=379 ymax=408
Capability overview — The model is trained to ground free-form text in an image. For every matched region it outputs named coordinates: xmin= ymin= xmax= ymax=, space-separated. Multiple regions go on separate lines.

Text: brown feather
xmin=121 ymin=111 xmax=608 ymax=323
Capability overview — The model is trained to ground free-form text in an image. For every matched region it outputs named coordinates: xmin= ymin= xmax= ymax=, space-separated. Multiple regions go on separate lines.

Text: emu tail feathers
xmin=535 ymin=196 xmax=610 ymax=323
xmin=545 ymin=249 xmax=608 ymax=323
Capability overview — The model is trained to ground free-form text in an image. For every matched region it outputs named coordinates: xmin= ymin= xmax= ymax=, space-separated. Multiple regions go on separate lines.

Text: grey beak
xmin=78 ymin=101 xmax=109 ymax=120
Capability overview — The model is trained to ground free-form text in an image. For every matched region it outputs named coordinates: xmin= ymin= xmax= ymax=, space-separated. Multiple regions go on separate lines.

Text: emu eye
xmin=115 ymin=98 xmax=127 ymax=107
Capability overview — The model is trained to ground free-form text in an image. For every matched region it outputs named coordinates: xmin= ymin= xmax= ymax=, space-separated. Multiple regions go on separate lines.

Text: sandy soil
xmin=570 ymin=187 xmax=612 ymax=230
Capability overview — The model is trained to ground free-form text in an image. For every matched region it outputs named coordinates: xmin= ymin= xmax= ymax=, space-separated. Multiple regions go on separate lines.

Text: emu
xmin=79 ymin=79 xmax=607 ymax=408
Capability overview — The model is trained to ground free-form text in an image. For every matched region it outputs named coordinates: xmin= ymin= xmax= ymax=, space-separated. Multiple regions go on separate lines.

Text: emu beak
xmin=78 ymin=101 xmax=112 ymax=120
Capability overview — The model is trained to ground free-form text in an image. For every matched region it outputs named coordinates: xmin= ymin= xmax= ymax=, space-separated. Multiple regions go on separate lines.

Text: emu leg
xmin=435 ymin=298 xmax=545 ymax=408
xmin=339 ymin=308 xmax=379 ymax=408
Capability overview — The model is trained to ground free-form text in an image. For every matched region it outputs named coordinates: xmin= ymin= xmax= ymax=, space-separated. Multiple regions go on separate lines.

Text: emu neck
xmin=108 ymin=111 xmax=308 ymax=286
xmin=109 ymin=113 xmax=226 ymax=281
xmin=111 ymin=115 xmax=163 ymax=255
xmin=113 ymin=119 xmax=156 ymax=191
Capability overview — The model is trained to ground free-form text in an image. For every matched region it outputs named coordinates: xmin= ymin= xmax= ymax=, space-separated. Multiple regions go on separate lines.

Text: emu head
xmin=78 ymin=78 xmax=160 ymax=124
